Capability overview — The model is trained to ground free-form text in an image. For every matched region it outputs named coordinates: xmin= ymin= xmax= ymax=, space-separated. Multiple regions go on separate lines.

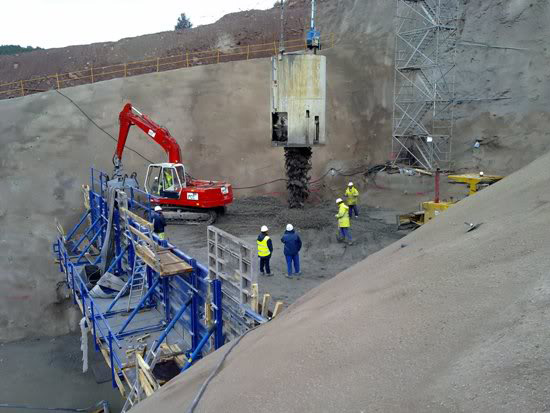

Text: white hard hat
xmin=286 ymin=224 xmax=294 ymax=231
xmin=479 ymin=171 xmax=484 ymax=176
xmin=348 ymin=182 xmax=354 ymax=186
xmin=154 ymin=206 xmax=162 ymax=212
xmin=261 ymin=225 xmax=268 ymax=232
xmin=336 ymin=198 xmax=343 ymax=204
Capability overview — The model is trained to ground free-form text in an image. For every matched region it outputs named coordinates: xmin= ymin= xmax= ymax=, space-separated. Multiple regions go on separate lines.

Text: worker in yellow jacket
xmin=345 ymin=182 xmax=359 ymax=218
xmin=257 ymin=225 xmax=273 ymax=276
xmin=335 ymin=198 xmax=352 ymax=245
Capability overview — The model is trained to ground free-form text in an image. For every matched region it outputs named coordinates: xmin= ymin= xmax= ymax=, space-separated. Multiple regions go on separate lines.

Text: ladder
xmin=127 ymin=253 xmax=147 ymax=312
xmin=121 ymin=340 xmax=163 ymax=412
xmin=116 ymin=190 xmax=150 ymax=312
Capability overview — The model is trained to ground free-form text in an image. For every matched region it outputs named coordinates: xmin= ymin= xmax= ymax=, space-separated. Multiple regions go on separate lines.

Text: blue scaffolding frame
xmin=52 ymin=168 xmax=237 ymax=396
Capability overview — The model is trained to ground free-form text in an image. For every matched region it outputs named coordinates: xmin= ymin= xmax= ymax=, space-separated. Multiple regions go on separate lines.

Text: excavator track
xmin=161 ymin=207 xmax=218 ymax=226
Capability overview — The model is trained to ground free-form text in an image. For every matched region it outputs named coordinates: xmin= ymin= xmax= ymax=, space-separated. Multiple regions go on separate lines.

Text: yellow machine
xmin=396 ymin=200 xmax=455 ymax=228
xmin=397 ymin=172 xmax=503 ymax=229
xmin=448 ymin=173 xmax=503 ymax=195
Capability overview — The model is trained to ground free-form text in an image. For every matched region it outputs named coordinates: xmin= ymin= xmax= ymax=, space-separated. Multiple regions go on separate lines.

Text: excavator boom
xmin=115 ymin=103 xmax=182 ymax=167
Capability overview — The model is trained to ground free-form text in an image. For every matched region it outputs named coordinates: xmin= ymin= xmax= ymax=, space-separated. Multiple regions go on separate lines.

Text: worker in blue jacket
xmin=281 ymin=224 xmax=302 ymax=278
xmin=153 ymin=206 xmax=167 ymax=240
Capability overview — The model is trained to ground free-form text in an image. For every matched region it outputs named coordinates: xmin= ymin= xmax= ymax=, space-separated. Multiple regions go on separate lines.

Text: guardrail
xmin=0 ymin=34 xmax=335 ymax=100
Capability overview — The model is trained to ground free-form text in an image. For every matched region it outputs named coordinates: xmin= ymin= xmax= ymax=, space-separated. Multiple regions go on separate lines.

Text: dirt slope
xmin=132 ymin=150 xmax=550 ymax=412
xmin=0 ymin=3 xmax=308 ymax=83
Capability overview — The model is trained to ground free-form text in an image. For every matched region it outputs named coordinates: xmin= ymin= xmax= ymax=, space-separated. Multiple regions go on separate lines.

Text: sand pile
xmin=132 ymin=151 xmax=550 ymax=412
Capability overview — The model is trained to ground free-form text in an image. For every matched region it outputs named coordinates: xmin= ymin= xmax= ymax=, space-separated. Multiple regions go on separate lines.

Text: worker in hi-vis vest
xmin=257 ymin=225 xmax=274 ymax=276
xmin=335 ymin=198 xmax=352 ymax=245
xmin=163 ymin=169 xmax=174 ymax=190
xmin=345 ymin=182 xmax=360 ymax=218
xmin=153 ymin=206 xmax=167 ymax=240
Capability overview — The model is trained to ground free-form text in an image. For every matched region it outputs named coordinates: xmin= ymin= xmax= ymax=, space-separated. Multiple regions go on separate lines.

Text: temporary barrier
xmin=1 ymin=34 xmax=336 ymax=100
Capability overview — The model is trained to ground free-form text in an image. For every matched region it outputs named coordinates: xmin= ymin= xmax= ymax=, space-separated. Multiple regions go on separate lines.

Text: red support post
xmin=434 ymin=168 xmax=440 ymax=203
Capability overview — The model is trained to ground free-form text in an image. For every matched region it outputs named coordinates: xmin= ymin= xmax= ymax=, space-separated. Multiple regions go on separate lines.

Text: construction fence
xmin=0 ymin=34 xmax=335 ymax=101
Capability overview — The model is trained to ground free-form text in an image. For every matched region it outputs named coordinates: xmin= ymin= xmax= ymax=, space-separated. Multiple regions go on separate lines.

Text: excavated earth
xmin=0 ymin=1 xmax=309 ymax=84
xmin=1 ymin=0 xmax=550 ymax=411
xmin=133 ymin=145 xmax=550 ymax=413
xmin=169 ymin=195 xmax=405 ymax=306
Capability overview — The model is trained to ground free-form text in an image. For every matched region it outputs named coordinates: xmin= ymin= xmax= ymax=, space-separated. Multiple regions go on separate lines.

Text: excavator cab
xmin=145 ymin=163 xmax=186 ymax=199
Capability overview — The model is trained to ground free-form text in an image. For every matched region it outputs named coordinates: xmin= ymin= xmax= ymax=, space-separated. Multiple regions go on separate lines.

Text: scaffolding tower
xmin=392 ymin=0 xmax=459 ymax=171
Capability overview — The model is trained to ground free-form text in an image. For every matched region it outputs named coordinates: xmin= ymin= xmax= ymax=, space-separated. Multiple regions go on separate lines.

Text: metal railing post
xmin=212 ymin=279 xmax=224 ymax=349
xmin=108 ymin=332 xmax=116 ymax=388
xmin=90 ymin=303 xmax=99 ymax=351
xmin=190 ymin=259 xmax=200 ymax=351
xmin=71 ymin=266 xmax=76 ymax=304
xmin=180 ymin=325 xmax=216 ymax=372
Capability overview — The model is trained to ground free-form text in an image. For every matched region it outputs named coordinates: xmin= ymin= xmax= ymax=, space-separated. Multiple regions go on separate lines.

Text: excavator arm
xmin=114 ymin=103 xmax=182 ymax=169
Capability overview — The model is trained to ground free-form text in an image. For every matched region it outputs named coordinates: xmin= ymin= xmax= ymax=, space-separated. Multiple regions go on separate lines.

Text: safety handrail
xmin=0 ymin=33 xmax=336 ymax=99
xmin=56 ymin=238 xmax=123 ymax=353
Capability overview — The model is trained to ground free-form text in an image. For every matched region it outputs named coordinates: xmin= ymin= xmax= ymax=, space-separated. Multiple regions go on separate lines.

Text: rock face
xmin=284 ymin=147 xmax=312 ymax=208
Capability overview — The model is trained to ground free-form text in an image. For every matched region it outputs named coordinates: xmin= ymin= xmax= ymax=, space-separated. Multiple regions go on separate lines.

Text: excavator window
xmin=176 ymin=165 xmax=186 ymax=188
xmin=146 ymin=165 xmax=163 ymax=195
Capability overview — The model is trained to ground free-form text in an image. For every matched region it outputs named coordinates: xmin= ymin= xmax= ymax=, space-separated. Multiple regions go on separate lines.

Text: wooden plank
xmin=136 ymin=354 xmax=159 ymax=390
xmin=136 ymin=334 xmax=150 ymax=342
xmin=120 ymin=367 xmax=133 ymax=389
xmin=55 ymin=218 xmax=66 ymax=240
xmin=121 ymin=207 xmax=154 ymax=231
xmin=250 ymin=284 xmax=259 ymax=313
xmin=84 ymin=252 xmax=94 ymax=264
xmin=161 ymin=343 xmax=186 ymax=368
xmin=261 ymin=293 xmax=271 ymax=318
xmin=138 ymin=370 xmax=155 ymax=397
xmin=135 ymin=244 xmax=161 ymax=273
xmin=98 ymin=345 xmax=127 ymax=397
xmin=272 ymin=301 xmax=284 ymax=318
xmin=128 ymin=225 xmax=157 ymax=250
xmin=157 ymin=250 xmax=193 ymax=276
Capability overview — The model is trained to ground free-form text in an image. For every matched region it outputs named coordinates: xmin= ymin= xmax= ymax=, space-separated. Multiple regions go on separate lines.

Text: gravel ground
xmin=133 ymin=150 xmax=550 ymax=412
xmin=168 ymin=195 xmax=405 ymax=306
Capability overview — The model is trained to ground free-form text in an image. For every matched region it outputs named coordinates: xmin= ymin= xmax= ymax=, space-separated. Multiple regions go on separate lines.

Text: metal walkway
xmin=53 ymin=168 xmax=278 ymax=408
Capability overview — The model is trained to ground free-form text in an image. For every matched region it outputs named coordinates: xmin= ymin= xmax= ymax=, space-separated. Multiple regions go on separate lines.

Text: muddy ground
xmin=0 ymin=195 xmax=404 ymax=413
xmin=168 ymin=195 xmax=406 ymax=307
xmin=0 ymin=334 xmax=123 ymax=412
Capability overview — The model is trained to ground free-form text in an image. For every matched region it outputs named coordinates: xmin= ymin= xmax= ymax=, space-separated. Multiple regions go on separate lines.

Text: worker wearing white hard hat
xmin=344 ymin=182 xmax=360 ymax=218
xmin=281 ymin=223 xmax=302 ymax=278
xmin=152 ymin=205 xmax=166 ymax=240
xmin=257 ymin=225 xmax=273 ymax=276
xmin=335 ymin=198 xmax=352 ymax=245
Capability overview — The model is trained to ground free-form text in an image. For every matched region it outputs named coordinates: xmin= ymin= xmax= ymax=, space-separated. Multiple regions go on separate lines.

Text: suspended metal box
xmin=270 ymin=53 xmax=327 ymax=147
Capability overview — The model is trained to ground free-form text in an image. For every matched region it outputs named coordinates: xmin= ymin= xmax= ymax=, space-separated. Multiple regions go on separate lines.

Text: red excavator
xmin=113 ymin=103 xmax=233 ymax=224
